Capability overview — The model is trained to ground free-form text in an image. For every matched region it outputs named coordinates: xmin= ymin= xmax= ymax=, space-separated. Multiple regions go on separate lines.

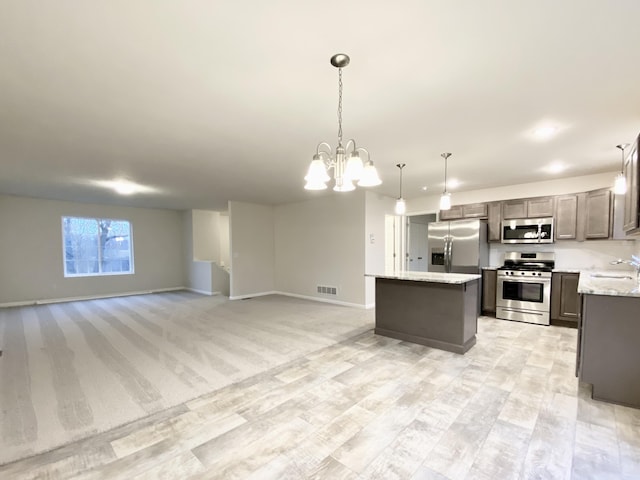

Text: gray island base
xmin=372 ymin=272 xmax=480 ymax=354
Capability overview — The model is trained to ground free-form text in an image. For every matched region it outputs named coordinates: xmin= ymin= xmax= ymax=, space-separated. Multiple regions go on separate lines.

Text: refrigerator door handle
xmin=445 ymin=235 xmax=452 ymax=272
xmin=447 ymin=236 xmax=453 ymax=272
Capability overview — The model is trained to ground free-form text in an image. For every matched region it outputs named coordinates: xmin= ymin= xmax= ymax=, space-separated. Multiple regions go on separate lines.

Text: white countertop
xmin=366 ymin=271 xmax=481 ymax=284
xmin=578 ymin=270 xmax=640 ymax=298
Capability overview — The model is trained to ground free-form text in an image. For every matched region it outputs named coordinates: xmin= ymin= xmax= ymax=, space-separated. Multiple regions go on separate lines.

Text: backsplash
xmin=489 ymin=240 xmax=638 ymax=270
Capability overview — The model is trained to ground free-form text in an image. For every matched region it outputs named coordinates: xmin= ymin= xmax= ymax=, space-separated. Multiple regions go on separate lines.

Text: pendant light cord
xmin=396 ymin=164 xmax=405 ymax=198
xmin=337 ymin=67 xmax=343 ymax=147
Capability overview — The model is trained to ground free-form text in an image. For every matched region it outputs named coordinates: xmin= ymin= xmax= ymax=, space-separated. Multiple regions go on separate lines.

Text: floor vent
xmin=317 ymin=285 xmax=338 ymax=295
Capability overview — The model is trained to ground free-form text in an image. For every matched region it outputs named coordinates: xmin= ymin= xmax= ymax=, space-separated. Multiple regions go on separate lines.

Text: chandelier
xmin=613 ymin=143 xmax=629 ymax=195
xmin=304 ymin=54 xmax=382 ymax=192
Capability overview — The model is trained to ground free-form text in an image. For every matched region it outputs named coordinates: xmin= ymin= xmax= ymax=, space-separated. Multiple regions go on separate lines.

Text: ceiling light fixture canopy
xmin=304 ymin=54 xmax=382 ymax=192
xmin=439 ymin=152 xmax=452 ymax=211
xmin=614 ymin=143 xmax=629 ymax=195
xmin=395 ymin=163 xmax=406 ymax=215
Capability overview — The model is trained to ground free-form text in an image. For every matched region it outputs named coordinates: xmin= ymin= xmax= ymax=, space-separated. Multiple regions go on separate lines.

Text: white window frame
xmin=61 ymin=216 xmax=135 ymax=277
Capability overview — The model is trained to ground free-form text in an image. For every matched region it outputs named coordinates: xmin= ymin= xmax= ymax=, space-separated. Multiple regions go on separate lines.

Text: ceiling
xmin=1 ymin=1 xmax=639 ymax=211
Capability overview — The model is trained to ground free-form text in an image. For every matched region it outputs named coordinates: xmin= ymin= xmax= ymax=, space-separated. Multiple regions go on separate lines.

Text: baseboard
xmin=273 ymin=291 xmax=367 ymax=309
xmin=187 ymin=288 xmax=222 ymax=296
xmin=229 ymin=291 xmax=278 ymax=300
xmin=365 ymin=302 xmax=376 ymax=310
xmin=0 ymin=287 xmax=186 ymax=308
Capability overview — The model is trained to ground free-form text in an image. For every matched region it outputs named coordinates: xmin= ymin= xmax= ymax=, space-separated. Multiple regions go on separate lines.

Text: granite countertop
xmin=553 ymin=268 xmax=581 ymax=273
xmin=366 ymin=271 xmax=481 ymax=284
xmin=578 ymin=270 xmax=640 ymax=298
xmin=482 ymin=266 xmax=499 ymax=270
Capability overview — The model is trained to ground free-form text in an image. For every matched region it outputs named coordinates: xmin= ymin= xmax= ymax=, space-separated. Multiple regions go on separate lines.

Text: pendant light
xmin=439 ymin=152 xmax=452 ymax=211
xmin=395 ymin=163 xmax=406 ymax=215
xmin=304 ymin=54 xmax=382 ymax=191
xmin=614 ymin=143 xmax=629 ymax=195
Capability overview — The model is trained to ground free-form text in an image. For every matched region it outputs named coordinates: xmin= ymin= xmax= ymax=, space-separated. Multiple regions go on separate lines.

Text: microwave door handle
xmin=537 ymin=224 xmax=542 ymax=243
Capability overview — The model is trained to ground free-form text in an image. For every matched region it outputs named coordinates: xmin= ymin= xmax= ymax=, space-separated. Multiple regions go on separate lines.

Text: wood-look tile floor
xmin=1 ymin=316 xmax=639 ymax=480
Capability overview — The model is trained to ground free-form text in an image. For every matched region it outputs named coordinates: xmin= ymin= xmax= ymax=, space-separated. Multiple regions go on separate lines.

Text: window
xmin=62 ymin=217 xmax=134 ymax=277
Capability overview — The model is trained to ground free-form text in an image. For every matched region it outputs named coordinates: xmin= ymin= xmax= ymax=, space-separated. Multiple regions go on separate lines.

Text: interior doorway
xmin=406 ymin=213 xmax=437 ymax=272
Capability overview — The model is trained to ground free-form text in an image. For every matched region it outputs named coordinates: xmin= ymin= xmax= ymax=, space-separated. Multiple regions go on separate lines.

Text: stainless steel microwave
xmin=501 ymin=217 xmax=554 ymax=244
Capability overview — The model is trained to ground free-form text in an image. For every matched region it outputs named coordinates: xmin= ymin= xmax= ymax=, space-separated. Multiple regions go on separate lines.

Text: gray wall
xmin=0 ymin=194 xmax=185 ymax=305
xmin=274 ymin=192 xmax=367 ymax=306
xmin=229 ymin=201 xmax=275 ymax=298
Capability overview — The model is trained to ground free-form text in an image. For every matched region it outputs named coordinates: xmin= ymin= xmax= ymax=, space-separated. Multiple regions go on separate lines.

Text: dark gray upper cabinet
xmin=502 ymin=196 xmax=554 ymax=219
xmin=527 ymin=196 xmax=555 ymax=218
xmin=487 ymin=202 xmax=502 ymax=242
xmin=555 ymin=194 xmax=578 ymax=240
xmin=439 ymin=205 xmax=463 ymax=220
xmin=623 ymin=137 xmax=639 ymax=233
xmin=440 ymin=203 xmax=488 ymax=221
xmin=501 ymin=199 xmax=527 ymax=219
xmin=584 ymin=189 xmax=611 ymax=239
xmin=462 ymin=203 xmax=488 ymax=218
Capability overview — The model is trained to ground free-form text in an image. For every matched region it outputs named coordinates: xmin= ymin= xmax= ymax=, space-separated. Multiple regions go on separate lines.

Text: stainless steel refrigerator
xmin=427 ymin=219 xmax=489 ymax=274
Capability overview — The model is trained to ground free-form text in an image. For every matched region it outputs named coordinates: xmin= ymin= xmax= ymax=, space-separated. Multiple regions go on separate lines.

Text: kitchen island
xmin=368 ymin=272 xmax=480 ymax=354
xmin=577 ymin=270 xmax=640 ymax=408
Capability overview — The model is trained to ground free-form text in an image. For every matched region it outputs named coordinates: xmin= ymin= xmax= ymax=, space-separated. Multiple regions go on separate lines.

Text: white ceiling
xmin=1 ymin=1 xmax=639 ymax=211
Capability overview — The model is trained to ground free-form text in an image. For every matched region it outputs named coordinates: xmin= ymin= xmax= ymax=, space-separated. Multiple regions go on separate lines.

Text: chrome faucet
xmin=610 ymin=255 xmax=640 ymax=282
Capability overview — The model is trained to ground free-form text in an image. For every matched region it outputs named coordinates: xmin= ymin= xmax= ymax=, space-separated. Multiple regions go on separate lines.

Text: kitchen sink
xmin=590 ymin=273 xmax=634 ymax=280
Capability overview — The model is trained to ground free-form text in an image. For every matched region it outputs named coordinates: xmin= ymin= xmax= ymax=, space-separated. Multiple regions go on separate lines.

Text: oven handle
xmin=497 ymin=276 xmax=551 ymax=284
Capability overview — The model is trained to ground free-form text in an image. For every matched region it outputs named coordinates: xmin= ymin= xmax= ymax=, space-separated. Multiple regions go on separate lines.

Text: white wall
xmin=365 ymin=192 xmax=396 ymax=306
xmin=192 ymin=210 xmax=220 ymax=261
xmin=274 ymin=192 xmax=366 ymax=307
xmin=219 ymin=212 xmax=230 ymax=268
xmin=229 ymin=201 xmax=275 ymax=298
xmin=0 ymin=194 xmax=185 ymax=305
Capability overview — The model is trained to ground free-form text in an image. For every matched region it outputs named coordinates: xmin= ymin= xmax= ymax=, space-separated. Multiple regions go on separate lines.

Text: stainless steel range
xmin=496 ymin=252 xmax=555 ymax=325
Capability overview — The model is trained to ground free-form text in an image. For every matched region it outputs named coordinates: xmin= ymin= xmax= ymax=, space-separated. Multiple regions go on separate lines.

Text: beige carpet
xmin=0 ymin=292 xmax=373 ymax=466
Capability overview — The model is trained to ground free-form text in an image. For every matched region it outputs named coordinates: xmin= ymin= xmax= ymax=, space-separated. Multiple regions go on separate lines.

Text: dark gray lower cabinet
xmin=374 ymin=277 xmax=478 ymax=354
xmin=579 ymin=294 xmax=640 ymax=408
xmin=481 ymin=269 xmax=497 ymax=314
xmin=550 ymin=272 xmax=580 ymax=327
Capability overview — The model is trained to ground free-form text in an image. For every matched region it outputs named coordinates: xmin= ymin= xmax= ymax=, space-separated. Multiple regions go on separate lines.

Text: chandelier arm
xmin=344 ymin=139 xmax=357 ymax=152
xmin=355 ymin=147 xmax=371 ymax=163
xmin=316 ymin=142 xmax=333 ymax=155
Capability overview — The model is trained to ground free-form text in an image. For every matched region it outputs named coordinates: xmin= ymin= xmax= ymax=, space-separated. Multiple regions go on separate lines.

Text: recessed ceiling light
xmin=532 ymin=125 xmax=559 ymax=141
xmin=544 ymin=162 xmax=567 ymax=174
xmin=421 ymin=186 xmax=428 ymax=191
xmin=93 ymin=179 xmax=154 ymax=195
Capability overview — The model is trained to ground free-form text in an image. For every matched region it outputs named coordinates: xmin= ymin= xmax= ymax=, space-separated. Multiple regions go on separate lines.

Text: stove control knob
xmin=521 ymin=272 xmax=525 ymax=275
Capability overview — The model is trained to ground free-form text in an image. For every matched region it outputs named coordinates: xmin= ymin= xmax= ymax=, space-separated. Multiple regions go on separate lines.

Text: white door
xmin=408 ymin=222 xmax=428 ymax=271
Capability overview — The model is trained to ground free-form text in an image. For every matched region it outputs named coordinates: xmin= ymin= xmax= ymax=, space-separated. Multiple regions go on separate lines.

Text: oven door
xmin=496 ymin=275 xmax=551 ymax=312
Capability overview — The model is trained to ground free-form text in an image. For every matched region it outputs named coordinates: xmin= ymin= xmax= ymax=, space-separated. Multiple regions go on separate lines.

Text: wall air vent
xmin=317 ymin=285 xmax=338 ymax=295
